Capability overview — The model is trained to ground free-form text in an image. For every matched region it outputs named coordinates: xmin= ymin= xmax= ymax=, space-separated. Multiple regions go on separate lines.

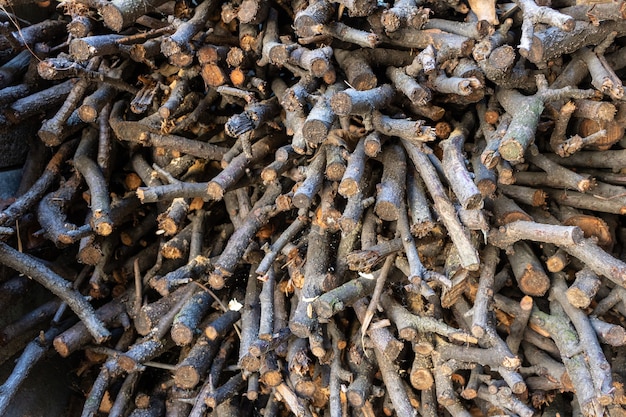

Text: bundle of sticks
xmin=0 ymin=0 xmax=625 ymax=416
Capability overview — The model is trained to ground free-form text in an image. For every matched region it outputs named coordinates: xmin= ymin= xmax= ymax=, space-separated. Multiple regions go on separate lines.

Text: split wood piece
xmin=171 ymin=288 xmax=213 ymax=346
xmin=372 ymin=111 xmax=436 ymax=143
xmin=209 ymin=181 xmax=282 ymax=290
xmin=552 ymin=273 xmax=613 ymax=404
xmin=496 ymin=76 xmax=595 ymax=163
xmin=506 ymin=241 xmax=550 ymax=297
xmin=488 ymin=220 xmax=584 ymax=250
xmin=289 ymin=223 xmax=329 ymax=338
xmin=403 ymin=141 xmax=480 ymax=271
xmin=381 ymin=292 xmax=477 ymax=344
xmin=207 ymin=134 xmax=285 ymax=200
xmin=526 ymin=150 xmax=595 ymax=193
xmin=566 ymin=268 xmax=601 ymax=309
xmin=530 ymin=303 xmax=604 ymax=417
xmin=330 ymin=84 xmax=394 ymax=116
xmin=440 ymin=114 xmax=482 ymax=209
xmin=0 ymin=242 xmax=110 ymax=343
xmin=374 ymin=143 xmax=406 ymax=222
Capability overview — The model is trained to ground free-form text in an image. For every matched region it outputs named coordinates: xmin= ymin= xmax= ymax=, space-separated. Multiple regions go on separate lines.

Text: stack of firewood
xmin=0 ymin=0 xmax=625 ymax=416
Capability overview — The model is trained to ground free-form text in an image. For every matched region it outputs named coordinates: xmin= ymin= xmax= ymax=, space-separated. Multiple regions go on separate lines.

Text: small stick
xmin=406 ymin=167 xmax=435 ymax=237
xmin=330 ymin=84 xmax=395 ymax=116
xmin=375 ymin=143 xmax=406 ymax=222
xmin=505 ymin=295 xmax=533 ymax=354
xmin=530 ymin=302 xmax=602 ymax=416
xmin=361 ymin=254 xmax=395 ymax=337
xmin=372 ymin=111 xmax=436 ymax=143
xmin=209 ymin=182 xmax=282 ymax=290
xmin=440 ymin=113 xmax=482 ymax=209
xmin=403 ymin=141 xmax=480 ymax=270
xmin=289 ymin=223 xmax=329 ymax=338
xmin=551 ymin=273 xmax=614 ymax=404
xmin=471 ymin=245 xmax=500 ymax=338
xmin=0 ymin=242 xmax=110 ymax=343
xmin=526 ymin=149 xmax=595 ymax=193
xmin=381 ymin=293 xmax=477 ymax=344
xmin=566 ymin=268 xmax=601 ymax=309
xmin=507 ymin=241 xmax=551 ymax=297
xmin=311 ymin=21 xmax=380 ymax=48
xmin=488 ymin=220 xmax=584 ymax=249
